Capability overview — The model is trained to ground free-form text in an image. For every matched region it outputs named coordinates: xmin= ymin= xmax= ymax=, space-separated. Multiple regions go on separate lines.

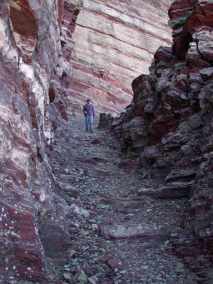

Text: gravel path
xmin=49 ymin=117 xmax=198 ymax=284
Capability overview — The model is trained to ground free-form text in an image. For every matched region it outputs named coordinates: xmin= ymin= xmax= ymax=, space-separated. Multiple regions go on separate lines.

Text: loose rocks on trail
xmin=46 ymin=117 xmax=198 ymax=284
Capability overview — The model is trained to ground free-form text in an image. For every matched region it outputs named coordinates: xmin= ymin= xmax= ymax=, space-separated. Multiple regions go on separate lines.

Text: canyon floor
xmin=48 ymin=117 xmax=198 ymax=284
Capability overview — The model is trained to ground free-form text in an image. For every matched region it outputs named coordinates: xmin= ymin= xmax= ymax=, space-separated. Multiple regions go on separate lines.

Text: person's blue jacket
xmin=83 ymin=102 xmax=95 ymax=117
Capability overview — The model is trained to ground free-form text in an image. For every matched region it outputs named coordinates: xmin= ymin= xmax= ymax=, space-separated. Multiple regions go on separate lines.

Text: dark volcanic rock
xmin=113 ymin=0 xmax=213 ymax=242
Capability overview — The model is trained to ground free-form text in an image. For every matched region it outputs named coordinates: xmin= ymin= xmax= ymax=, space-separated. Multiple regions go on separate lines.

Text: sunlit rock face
xmin=62 ymin=0 xmax=172 ymax=114
xmin=113 ymin=0 xmax=213 ymax=250
xmin=0 ymin=1 xmax=69 ymax=282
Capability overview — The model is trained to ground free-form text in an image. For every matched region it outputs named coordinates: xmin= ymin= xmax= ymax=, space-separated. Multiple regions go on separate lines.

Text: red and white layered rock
xmin=0 ymin=1 xmax=69 ymax=282
xmin=62 ymin=0 xmax=172 ymax=114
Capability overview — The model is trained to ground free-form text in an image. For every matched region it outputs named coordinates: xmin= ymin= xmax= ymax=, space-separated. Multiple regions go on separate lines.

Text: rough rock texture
xmin=0 ymin=0 xmax=174 ymax=282
xmin=113 ymin=0 xmax=213 ymax=272
xmin=0 ymin=1 xmax=71 ymax=282
xmin=48 ymin=118 xmax=196 ymax=284
xmin=61 ymin=0 xmax=172 ymax=114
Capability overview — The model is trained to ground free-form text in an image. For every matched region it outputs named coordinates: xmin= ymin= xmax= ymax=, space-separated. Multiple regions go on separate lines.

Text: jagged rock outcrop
xmin=0 ymin=1 xmax=70 ymax=282
xmin=0 ymin=1 xmax=173 ymax=282
xmin=61 ymin=0 xmax=172 ymax=114
xmin=113 ymin=0 xmax=213 ymax=243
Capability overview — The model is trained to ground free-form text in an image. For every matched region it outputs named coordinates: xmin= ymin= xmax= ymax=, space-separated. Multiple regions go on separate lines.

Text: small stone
xmin=88 ymin=275 xmax=98 ymax=284
xmin=63 ymin=272 xmax=72 ymax=281
xmin=200 ymin=67 xmax=213 ymax=79
xmin=107 ymin=257 xmax=123 ymax=271
xmin=78 ymin=270 xmax=88 ymax=284
xmin=68 ymin=249 xmax=76 ymax=258
xmin=91 ymin=223 xmax=98 ymax=231
xmin=70 ymin=204 xmax=90 ymax=218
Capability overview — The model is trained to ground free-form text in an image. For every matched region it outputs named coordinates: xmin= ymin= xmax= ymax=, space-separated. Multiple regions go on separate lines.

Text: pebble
xmin=48 ymin=119 xmax=198 ymax=284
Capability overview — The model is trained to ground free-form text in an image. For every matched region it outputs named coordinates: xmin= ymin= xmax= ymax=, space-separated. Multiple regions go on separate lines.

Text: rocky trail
xmin=1 ymin=1 xmax=213 ymax=283
xmin=47 ymin=117 xmax=198 ymax=284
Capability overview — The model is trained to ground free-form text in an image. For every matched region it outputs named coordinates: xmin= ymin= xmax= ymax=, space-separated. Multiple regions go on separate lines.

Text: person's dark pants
xmin=85 ymin=115 xmax=94 ymax=132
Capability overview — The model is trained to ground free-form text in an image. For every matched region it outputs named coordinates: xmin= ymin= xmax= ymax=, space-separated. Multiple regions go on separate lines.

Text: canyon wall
xmin=62 ymin=0 xmax=172 ymax=114
xmin=0 ymin=1 xmax=70 ymax=282
xmin=113 ymin=0 xmax=213 ymax=265
xmin=0 ymin=0 xmax=174 ymax=282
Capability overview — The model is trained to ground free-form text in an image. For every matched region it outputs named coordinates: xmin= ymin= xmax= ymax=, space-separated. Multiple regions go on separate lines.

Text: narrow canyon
xmin=0 ymin=0 xmax=213 ymax=283
xmin=63 ymin=0 xmax=171 ymax=114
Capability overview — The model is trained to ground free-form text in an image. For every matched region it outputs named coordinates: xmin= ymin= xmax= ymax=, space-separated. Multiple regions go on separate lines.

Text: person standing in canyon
xmin=83 ymin=99 xmax=95 ymax=133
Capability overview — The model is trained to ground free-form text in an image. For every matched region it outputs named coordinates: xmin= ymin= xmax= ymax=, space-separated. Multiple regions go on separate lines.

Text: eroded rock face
xmin=0 ymin=0 xmax=172 ymax=281
xmin=0 ymin=1 xmax=70 ymax=282
xmin=61 ymin=0 xmax=172 ymax=114
xmin=113 ymin=0 xmax=213 ymax=241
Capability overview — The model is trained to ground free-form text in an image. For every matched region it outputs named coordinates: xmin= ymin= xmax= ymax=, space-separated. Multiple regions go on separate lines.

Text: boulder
xmin=98 ymin=113 xmax=113 ymax=129
xmin=100 ymin=223 xmax=169 ymax=240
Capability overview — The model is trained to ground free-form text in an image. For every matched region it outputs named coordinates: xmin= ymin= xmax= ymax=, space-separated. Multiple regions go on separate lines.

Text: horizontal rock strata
xmin=62 ymin=0 xmax=172 ymax=114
